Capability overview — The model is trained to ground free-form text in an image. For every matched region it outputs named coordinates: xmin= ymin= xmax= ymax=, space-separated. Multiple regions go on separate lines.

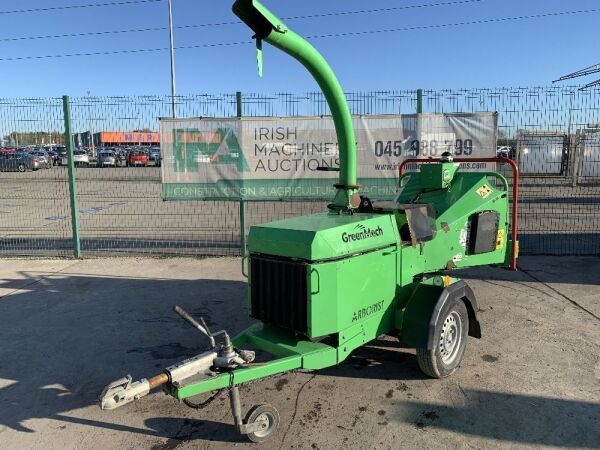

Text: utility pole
xmin=168 ymin=0 xmax=177 ymax=118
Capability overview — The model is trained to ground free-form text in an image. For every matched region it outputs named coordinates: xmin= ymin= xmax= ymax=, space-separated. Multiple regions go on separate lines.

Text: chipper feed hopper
xmin=99 ymin=0 xmax=519 ymax=442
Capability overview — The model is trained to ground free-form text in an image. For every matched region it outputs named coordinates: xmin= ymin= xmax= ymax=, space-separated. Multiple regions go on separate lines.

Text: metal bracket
xmin=239 ymin=421 xmax=263 ymax=435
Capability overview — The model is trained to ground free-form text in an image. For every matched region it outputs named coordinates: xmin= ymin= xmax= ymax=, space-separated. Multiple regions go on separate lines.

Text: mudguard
xmin=398 ymin=280 xmax=481 ymax=349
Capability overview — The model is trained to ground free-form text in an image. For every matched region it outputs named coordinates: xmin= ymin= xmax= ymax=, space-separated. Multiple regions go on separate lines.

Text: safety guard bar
xmin=399 ymin=157 xmax=519 ymax=271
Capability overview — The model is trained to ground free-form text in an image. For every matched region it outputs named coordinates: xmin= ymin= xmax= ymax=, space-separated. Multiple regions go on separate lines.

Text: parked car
xmin=46 ymin=150 xmax=58 ymax=166
xmin=61 ymin=149 xmax=90 ymax=167
xmin=148 ymin=148 xmax=161 ymax=167
xmin=53 ymin=146 xmax=66 ymax=165
xmin=496 ymin=146 xmax=514 ymax=159
xmin=115 ymin=150 xmax=127 ymax=167
xmin=30 ymin=150 xmax=53 ymax=169
xmin=98 ymin=151 xmax=116 ymax=168
xmin=126 ymin=150 xmax=148 ymax=167
xmin=0 ymin=153 xmax=41 ymax=172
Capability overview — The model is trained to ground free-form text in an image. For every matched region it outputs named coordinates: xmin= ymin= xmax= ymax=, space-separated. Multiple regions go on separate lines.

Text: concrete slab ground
xmin=0 ymin=256 xmax=598 ymax=450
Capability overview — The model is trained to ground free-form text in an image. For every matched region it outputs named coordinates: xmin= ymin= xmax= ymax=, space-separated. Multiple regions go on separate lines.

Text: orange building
xmin=95 ymin=131 xmax=160 ymax=146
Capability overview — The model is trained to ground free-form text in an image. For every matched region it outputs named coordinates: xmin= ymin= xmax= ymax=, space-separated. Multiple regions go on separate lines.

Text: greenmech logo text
xmin=341 ymin=224 xmax=384 ymax=243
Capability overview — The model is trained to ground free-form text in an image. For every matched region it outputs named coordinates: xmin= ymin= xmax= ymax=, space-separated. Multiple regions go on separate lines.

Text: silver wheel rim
xmin=253 ymin=412 xmax=273 ymax=438
xmin=439 ymin=311 xmax=462 ymax=364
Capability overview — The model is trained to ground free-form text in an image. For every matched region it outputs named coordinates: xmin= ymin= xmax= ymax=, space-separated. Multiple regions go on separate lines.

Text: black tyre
xmin=416 ymin=298 xmax=469 ymax=378
xmin=244 ymin=404 xmax=280 ymax=443
xmin=17 ymin=164 xmax=26 ymax=172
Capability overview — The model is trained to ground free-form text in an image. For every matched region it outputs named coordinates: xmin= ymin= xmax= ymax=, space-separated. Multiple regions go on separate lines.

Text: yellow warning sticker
xmin=476 ymin=184 xmax=492 ymax=199
xmin=496 ymin=228 xmax=505 ymax=250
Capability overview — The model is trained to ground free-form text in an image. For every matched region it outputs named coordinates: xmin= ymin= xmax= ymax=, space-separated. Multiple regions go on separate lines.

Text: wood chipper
xmin=99 ymin=0 xmax=519 ymax=442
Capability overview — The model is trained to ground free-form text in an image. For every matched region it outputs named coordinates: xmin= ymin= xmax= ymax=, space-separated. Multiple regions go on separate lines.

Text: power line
xmin=0 ymin=6 xmax=599 ymax=62
xmin=173 ymin=0 xmax=485 ymax=26
xmin=0 ymin=41 xmax=251 ymax=62
xmin=0 ymin=0 xmax=483 ymax=43
xmin=0 ymin=26 xmax=167 ymax=44
xmin=282 ymin=0 xmax=483 ymax=21
xmin=0 ymin=0 xmax=163 ymax=16
xmin=305 ymin=7 xmax=600 ymax=40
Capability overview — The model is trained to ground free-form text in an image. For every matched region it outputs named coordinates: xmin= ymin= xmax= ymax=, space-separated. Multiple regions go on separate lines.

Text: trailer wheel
xmin=244 ymin=404 xmax=279 ymax=443
xmin=416 ymin=298 xmax=469 ymax=378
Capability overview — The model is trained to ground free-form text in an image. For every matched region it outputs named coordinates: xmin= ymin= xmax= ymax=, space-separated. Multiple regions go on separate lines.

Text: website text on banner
xmin=160 ymin=113 xmax=497 ymax=201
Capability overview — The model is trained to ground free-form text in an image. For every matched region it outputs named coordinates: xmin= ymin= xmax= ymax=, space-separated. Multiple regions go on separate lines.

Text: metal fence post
xmin=236 ymin=91 xmax=246 ymax=256
xmin=416 ymin=89 xmax=423 ymax=114
xmin=62 ymin=95 xmax=82 ymax=258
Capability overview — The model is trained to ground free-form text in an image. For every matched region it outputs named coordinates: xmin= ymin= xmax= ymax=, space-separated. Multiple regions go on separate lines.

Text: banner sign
xmin=160 ymin=113 xmax=497 ymax=201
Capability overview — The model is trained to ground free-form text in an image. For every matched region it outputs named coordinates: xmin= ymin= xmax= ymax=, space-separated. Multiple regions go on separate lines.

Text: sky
xmin=0 ymin=0 xmax=599 ymax=97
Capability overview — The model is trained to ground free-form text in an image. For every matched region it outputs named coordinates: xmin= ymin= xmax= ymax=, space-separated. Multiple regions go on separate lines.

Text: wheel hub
xmin=439 ymin=311 xmax=462 ymax=364
xmin=253 ymin=412 xmax=271 ymax=437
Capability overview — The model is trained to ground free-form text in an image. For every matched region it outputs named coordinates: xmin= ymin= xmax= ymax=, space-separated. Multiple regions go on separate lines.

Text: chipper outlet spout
xmin=232 ymin=0 xmax=359 ymax=210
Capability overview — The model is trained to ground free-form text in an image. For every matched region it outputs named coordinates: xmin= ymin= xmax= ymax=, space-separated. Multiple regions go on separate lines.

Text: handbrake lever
xmin=174 ymin=305 xmax=216 ymax=348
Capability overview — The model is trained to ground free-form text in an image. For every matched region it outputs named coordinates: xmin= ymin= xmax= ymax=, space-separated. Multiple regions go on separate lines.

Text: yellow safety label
xmin=476 ymin=184 xmax=492 ymax=199
xmin=496 ymin=228 xmax=505 ymax=250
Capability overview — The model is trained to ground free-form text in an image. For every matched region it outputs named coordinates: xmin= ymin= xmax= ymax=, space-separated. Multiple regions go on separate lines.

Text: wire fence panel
xmin=514 ymin=176 xmax=600 ymax=255
xmin=68 ymin=95 xmax=240 ymax=257
xmin=580 ymin=132 xmax=600 ymax=180
xmin=516 ymin=133 xmax=568 ymax=175
xmin=0 ymin=98 xmax=72 ymax=257
xmin=239 ymin=87 xmax=600 ymax=256
xmin=0 ymin=86 xmax=599 ymax=258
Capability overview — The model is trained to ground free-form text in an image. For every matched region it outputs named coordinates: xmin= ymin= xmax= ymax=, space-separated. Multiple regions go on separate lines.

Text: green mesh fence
xmin=0 ymin=86 xmax=599 ymax=257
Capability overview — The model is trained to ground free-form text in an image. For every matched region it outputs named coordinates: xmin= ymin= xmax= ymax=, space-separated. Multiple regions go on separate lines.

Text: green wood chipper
xmin=99 ymin=0 xmax=519 ymax=442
